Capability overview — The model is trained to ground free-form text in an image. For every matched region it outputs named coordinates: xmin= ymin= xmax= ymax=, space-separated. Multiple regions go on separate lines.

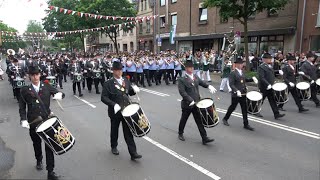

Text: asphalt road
xmin=0 ymin=66 xmax=319 ymax=179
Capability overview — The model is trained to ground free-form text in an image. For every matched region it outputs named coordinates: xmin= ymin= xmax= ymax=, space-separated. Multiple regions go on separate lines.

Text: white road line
xmin=216 ymin=108 xmax=320 ymax=140
xmin=143 ymin=136 xmax=221 ymax=180
xmin=140 ymin=88 xmax=170 ymax=97
xmin=74 ymin=95 xmax=96 ymax=108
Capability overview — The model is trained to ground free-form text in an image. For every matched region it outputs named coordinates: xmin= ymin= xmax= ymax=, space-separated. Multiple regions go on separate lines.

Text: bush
xmin=245 ymin=71 xmax=258 ymax=78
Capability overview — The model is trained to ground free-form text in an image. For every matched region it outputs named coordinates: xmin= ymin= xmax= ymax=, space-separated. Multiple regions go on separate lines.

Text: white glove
xmin=289 ymin=82 xmax=295 ymax=87
xmin=298 ymin=71 xmax=305 ymax=75
xmin=236 ymin=90 xmax=242 ymax=97
xmin=267 ymin=84 xmax=272 ymax=90
xmin=252 ymin=76 xmax=258 ymax=84
xmin=208 ymin=85 xmax=217 ymax=94
xmin=189 ymin=101 xmax=195 ymax=106
xmin=21 ymin=120 xmax=30 ymax=129
xmin=53 ymin=92 xmax=63 ymax=100
xmin=279 ymin=70 xmax=284 ymax=75
xmin=311 ymin=80 xmax=315 ymax=84
xmin=132 ymin=85 xmax=140 ymax=93
xmin=114 ymin=104 xmax=121 ymax=114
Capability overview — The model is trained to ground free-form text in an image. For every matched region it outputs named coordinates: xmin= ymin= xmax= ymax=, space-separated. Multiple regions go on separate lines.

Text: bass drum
xmin=46 ymin=76 xmax=57 ymax=88
xmin=246 ymin=91 xmax=263 ymax=115
xmin=196 ymin=98 xmax=219 ymax=128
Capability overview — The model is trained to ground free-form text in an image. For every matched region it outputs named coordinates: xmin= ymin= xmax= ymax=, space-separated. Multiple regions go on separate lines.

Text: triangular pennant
xmin=60 ymin=8 xmax=64 ymax=13
xmin=85 ymin=13 xmax=88 ymax=17
xmin=81 ymin=13 xmax=84 ymax=17
xmin=64 ymin=9 xmax=68 ymax=14
xmin=94 ymin=15 xmax=97 ymax=19
xmin=72 ymin=11 xmax=76 ymax=15
xmin=100 ymin=15 xmax=103 ymax=19
xmin=55 ymin=7 xmax=59 ymax=12
xmin=49 ymin=6 xmax=54 ymax=10
xmin=78 ymin=12 xmax=81 ymax=16
xmin=67 ymin=10 xmax=72 ymax=14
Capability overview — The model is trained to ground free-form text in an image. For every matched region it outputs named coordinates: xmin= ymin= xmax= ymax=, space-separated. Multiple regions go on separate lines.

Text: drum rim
xmin=296 ymin=82 xmax=310 ymax=90
xmin=246 ymin=91 xmax=263 ymax=101
xmin=36 ymin=117 xmax=58 ymax=132
xmin=196 ymin=98 xmax=214 ymax=108
xmin=272 ymin=82 xmax=288 ymax=91
xmin=316 ymin=79 xmax=320 ymax=86
xmin=121 ymin=103 xmax=141 ymax=117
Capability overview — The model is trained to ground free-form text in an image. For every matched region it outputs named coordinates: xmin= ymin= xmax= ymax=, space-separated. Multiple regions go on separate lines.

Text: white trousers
xmin=219 ymin=78 xmax=231 ymax=92
xmin=201 ymin=70 xmax=211 ymax=81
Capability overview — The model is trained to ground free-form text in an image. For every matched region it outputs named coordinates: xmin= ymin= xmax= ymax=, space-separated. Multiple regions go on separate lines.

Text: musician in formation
xmin=19 ymin=66 xmax=65 ymax=180
xmin=7 ymin=58 xmax=26 ymax=102
xmin=101 ymin=61 xmax=142 ymax=160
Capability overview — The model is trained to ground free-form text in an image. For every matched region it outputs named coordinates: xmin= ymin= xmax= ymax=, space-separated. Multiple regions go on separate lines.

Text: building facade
xmin=156 ymin=0 xmax=298 ymax=55
xmin=296 ymin=0 xmax=320 ymax=53
xmin=136 ymin=0 xmax=154 ymax=52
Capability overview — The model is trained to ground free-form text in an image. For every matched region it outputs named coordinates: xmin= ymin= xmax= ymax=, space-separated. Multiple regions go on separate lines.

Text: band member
xmin=177 ymin=60 xmax=217 ymax=144
xmin=201 ymin=52 xmax=211 ymax=82
xmin=101 ymin=61 xmax=142 ymax=160
xmin=149 ymin=57 xmax=158 ymax=85
xmin=126 ymin=57 xmax=137 ymax=84
xmin=257 ymin=53 xmax=285 ymax=119
xmin=62 ymin=57 xmax=69 ymax=82
xmin=219 ymin=59 xmax=232 ymax=92
xmin=301 ymin=53 xmax=320 ymax=107
xmin=39 ymin=56 xmax=48 ymax=81
xmin=69 ymin=59 xmax=83 ymax=97
xmin=54 ymin=59 xmax=63 ymax=89
xmin=278 ymin=56 xmax=309 ymax=112
xmin=174 ymin=57 xmax=183 ymax=84
xmin=222 ymin=58 xmax=257 ymax=130
xmin=158 ymin=56 xmax=169 ymax=85
xmin=19 ymin=66 xmax=65 ymax=180
xmin=142 ymin=56 xmax=152 ymax=86
xmin=166 ymin=56 xmax=175 ymax=84
xmin=136 ymin=59 xmax=144 ymax=87
xmin=80 ymin=55 xmax=88 ymax=89
xmin=84 ymin=58 xmax=95 ymax=93
xmin=92 ymin=58 xmax=101 ymax=94
xmin=8 ymin=58 xmax=26 ymax=101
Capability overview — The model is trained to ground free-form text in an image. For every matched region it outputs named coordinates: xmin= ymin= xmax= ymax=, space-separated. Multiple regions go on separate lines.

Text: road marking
xmin=74 ymin=95 xmax=96 ymax=108
xmin=143 ymin=136 xmax=221 ymax=180
xmin=216 ymin=108 xmax=320 ymax=140
xmin=140 ymin=88 xmax=170 ymax=97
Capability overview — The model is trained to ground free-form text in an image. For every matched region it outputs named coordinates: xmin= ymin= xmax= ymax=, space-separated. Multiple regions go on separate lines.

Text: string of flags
xmin=2 ymin=36 xmax=64 ymax=43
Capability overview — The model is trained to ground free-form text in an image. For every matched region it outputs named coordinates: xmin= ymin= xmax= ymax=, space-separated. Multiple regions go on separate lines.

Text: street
xmin=0 ymin=69 xmax=319 ymax=180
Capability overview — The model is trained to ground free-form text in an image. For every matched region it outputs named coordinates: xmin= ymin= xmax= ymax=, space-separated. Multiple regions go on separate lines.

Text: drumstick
xmin=56 ymin=100 xmax=64 ymax=111
xmin=136 ymin=92 xmax=140 ymax=101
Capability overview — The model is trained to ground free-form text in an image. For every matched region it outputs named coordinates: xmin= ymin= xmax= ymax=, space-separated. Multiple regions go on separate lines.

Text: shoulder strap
xmin=30 ymin=84 xmax=50 ymax=118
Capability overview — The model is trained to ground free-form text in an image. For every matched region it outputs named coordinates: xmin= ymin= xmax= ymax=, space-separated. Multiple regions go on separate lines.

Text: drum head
xmin=296 ymin=82 xmax=310 ymax=90
xmin=46 ymin=76 xmax=56 ymax=80
xmin=36 ymin=117 xmax=57 ymax=132
xmin=196 ymin=98 xmax=213 ymax=108
xmin=122 ymin=104 xmax=140 ymax=117
xmin=247 ymin=91 xmax=263 ymax=101
xmin=272 ymin=82 xmax=287 ymax=91
xmin=316 ymin=79 xmax=320 ymax=86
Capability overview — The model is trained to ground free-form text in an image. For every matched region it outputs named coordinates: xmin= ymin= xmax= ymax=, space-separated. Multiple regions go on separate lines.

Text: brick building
xmin=296 ymin=0 xmax=320 ymax=53
xmin=156 ymin=0 xmax=298 ymax=55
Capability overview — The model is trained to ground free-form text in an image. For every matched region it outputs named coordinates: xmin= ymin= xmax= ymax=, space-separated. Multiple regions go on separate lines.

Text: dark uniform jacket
xmin=301 ymin=61 xmax=318 ymax=81
xmin=178 ymin=74 xmax=209 ymax=109
xmin=282 ymin=64 xmax=299 ymax=89
xmin=257 ymin=63 xmax=275 ymax=91
xmin=229 ymin=69 xmax=253 ymax=97
xmin=84 ymin=61 xmax=95 ymax=78
xmin=101 ymin=77 xmax=135 ymax=117
xmin=19 ymin=83 xmax=64 ymax=129
xmin=54 ymin=62 xmax=63 ymax=74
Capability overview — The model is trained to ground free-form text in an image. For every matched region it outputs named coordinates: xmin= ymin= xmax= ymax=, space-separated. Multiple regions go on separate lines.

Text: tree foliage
xmin=0 ymin=22 xmax=26 ymax=52
xmin=203 ymin=0 xmax=290 ymax=70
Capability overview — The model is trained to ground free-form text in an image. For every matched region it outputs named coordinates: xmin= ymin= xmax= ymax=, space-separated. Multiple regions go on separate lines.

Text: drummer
xmin=278 ymin=56 xmax=309 ymax=112
xmin=101 ymin=61 xmax=142 ymax=160
xmin=177 ymin=60 xmax=217 ymax=144
xmin=69 ymin=58 xmax=83 ymax=97
xmin=19 ymin=66 xmax=65 ymax=180
xmin=222 ymin=58 xmax=257 ymax=131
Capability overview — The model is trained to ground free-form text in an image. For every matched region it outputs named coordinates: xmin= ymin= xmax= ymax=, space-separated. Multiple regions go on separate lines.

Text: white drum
xmin=272 ymin=82 xmax=289 ymax=104
xmin=196 ymin=98 xmax=219 ymax=128
xmin=246 ymin=91 xmax=263 ymax=114
xmin=122 ymin=103 xmax=151 ymax=137
xmin=316 ymin=79 xmax=320 ymax=95
xmin=296 ymin=82 xmax=311 ymax=101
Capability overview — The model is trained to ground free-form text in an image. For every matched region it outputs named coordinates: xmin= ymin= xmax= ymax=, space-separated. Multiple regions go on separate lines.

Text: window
xmin=130 ymin=29 xmax=133 ymax=34
xmin=160 ymin=0 xmax=165 ymax=6
xmin=160 ymin=16 xmax=166 ymax=27
xmin=139 ymin=22 xmax=143 ymax=34
xmin=141 ymin=0 xmax=143 ymax=11
xmin=123 ymin=44 xmax=128 ymax=52
xmin=267 ymin=8 xmax=278 ymax=17
xmin=145 ymin=0 xmax=147 ymax=10
xmin=130 ymin=42 xmax=134 ymax=52
xmin=171 ymin=14 xmax=177 ymax=25
xmin=146 ymin=20 xmax=151 ymax=33
xmin=172 ymin=0 xmax=177 ymax=3
xmin=199 ymin=8 xmax=207 ymax=21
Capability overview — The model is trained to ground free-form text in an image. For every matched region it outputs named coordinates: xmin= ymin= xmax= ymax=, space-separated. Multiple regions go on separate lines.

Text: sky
xmin=0 ymin=0 xmax=48 ymax=34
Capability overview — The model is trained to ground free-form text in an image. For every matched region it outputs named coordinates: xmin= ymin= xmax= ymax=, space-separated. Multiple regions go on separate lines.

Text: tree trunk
xmin=243 ymin=18 xmax=250 ymax=71
xmin=114 ymin=31 xmax=119 ymax=55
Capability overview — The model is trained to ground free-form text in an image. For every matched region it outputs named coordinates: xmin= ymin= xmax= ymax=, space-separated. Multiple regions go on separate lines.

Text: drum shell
xmin=73 ymin=74 xmax=83 ymax=82
xmin=246 ymin=91 xmax=263 ymax=114
xmin=196 ymin=98 xmax=219 ymax=128
xmin=36 ymin=118 xmax=75 ymax=155
xmin=122 ymin=104 xmax=150 ymax=137
xmin=273 ymin=89 xmax=288 ymax=104
xmin=13 ymin=79 xmax=25 ymax=89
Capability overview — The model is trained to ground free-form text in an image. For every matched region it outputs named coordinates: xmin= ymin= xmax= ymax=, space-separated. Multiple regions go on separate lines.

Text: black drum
xmin=246 ymin=91 xmax=263 ymax=114
xmin=73 ymin=73 xmax=83 ymax=82
xmin=196 ymin=98 xmax=219 ymax=128
xmin=93 ymin=70 xmax=101 ymax=79
xmin=13 ymin=78 xmax=25 ymax=89
xmin=46 ymin=76 xmax=57 ymax=88
xmin=36 ymin=117 xmax=75 ymax=155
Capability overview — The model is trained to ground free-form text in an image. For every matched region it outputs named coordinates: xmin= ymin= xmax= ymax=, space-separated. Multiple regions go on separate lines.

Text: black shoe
xmin=255 ymin=113 xmax=263 ymax=118
xmin=148 ymin=84 xmax=152 ymax=87
xmin=79 ymin=94 xmax=83 ymax=97
xmin=73 ymin=92 xmax=76 ymax=95
xmin=178 ymin=134 xmax=185 ymax=141
xmin=130 ymin=153 xmax=142 ymax=160
xmin=222 ymin=119 xmax=230 ymax=126
xmin=96 ymin=91 xmax=100 ymax=94
xmin=88 ymin=90 xmax=91 ymax=93
xmin=299 ymin=108 xmax=309 ymax=113
xmin=219 ymin=90 xmax=224 ymax=92
xmin=36 ymin=161 xmax=43 ymax=170
xmin=275 ymin=113 xmax=285 ymax=119
xmin=47 ymin=171 xmax=60 ymax=180
xmin=143 ymin=85 xmax=146 ymax=87
xmin=278 ymin=107 xmax=286 ymax=111
xmin=60 ymin=87 xmax=63 ymax=89
xmin=244 ymin=125 xmax=255 ymax=131
xmin=316 ymin=103 xmax=320 ymax=107
xmin=111 ymin=148 xmax=119 ymax=155
xmin=202 ymin=137 xmax=214 ymax=145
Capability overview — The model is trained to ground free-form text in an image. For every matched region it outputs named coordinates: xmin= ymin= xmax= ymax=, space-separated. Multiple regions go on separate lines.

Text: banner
xmin=169 ymin=25 xmax=176 ymax=45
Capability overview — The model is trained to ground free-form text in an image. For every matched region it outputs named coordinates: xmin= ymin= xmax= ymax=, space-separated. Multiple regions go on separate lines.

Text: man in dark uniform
xmin=54 ymin=58 xmax=64 ymax=89
xmin=8 ymin=58 xmax=26 ymax=101
xmin=101 ymin=61 xmax=142 ymax=160
xmin=257 ymin=53 xmax=285 ymax=119
xmin=69 ymin=58 xmax=83 ymax=97
xmin=177 ymin=60 xmax=217 ymax=144
xmin=301 ymin=53 xmax=320 ymax=107
xmin=19 ymin=66 xmax=65 ymax=180
xmin=278 ymin=56 xmax=309 ymax=112
xmin=222 ymin=58 xmax=257 ymax=130
xmin=84 ymin=58 xmax=95 ymax=93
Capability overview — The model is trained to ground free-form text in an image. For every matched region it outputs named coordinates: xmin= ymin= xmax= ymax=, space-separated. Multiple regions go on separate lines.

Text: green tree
xmin=0 ymin=22 xmax=26 ymax=52
xmin=203 ymin=0 xmax=290 ymax=70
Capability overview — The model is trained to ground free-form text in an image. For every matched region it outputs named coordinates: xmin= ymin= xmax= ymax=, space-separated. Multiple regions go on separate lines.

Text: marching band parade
xmin=0 ymin=0 xmax=320 ymax=180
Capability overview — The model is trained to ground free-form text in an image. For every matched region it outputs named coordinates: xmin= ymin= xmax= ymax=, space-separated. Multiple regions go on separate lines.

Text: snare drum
xmin=296 ymin=82 xmax=310 ymax=101
xmin=73 ymin=73 xmax=83 ymax=82
xmin=246 ymin=91 xmax=263 ymax=114
xmin=196 ymin=98 xmax=219 ymax=128
xmin=46 ymin=76 xmax=57 ymax=88
xmin=13 ymin=78 xmax=25 ymax=89
xmin=36 ymin=117 xmax=75 ymax=155
xmin=272 ymin=82 xmax=288 ymax=104
xmin=121 ymin=103 xmax=151 ymax=137
xmin=93 ymin=70 xmax=101 ymax=79
xmin=316 ymin=79 xmax=320 ymax=95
